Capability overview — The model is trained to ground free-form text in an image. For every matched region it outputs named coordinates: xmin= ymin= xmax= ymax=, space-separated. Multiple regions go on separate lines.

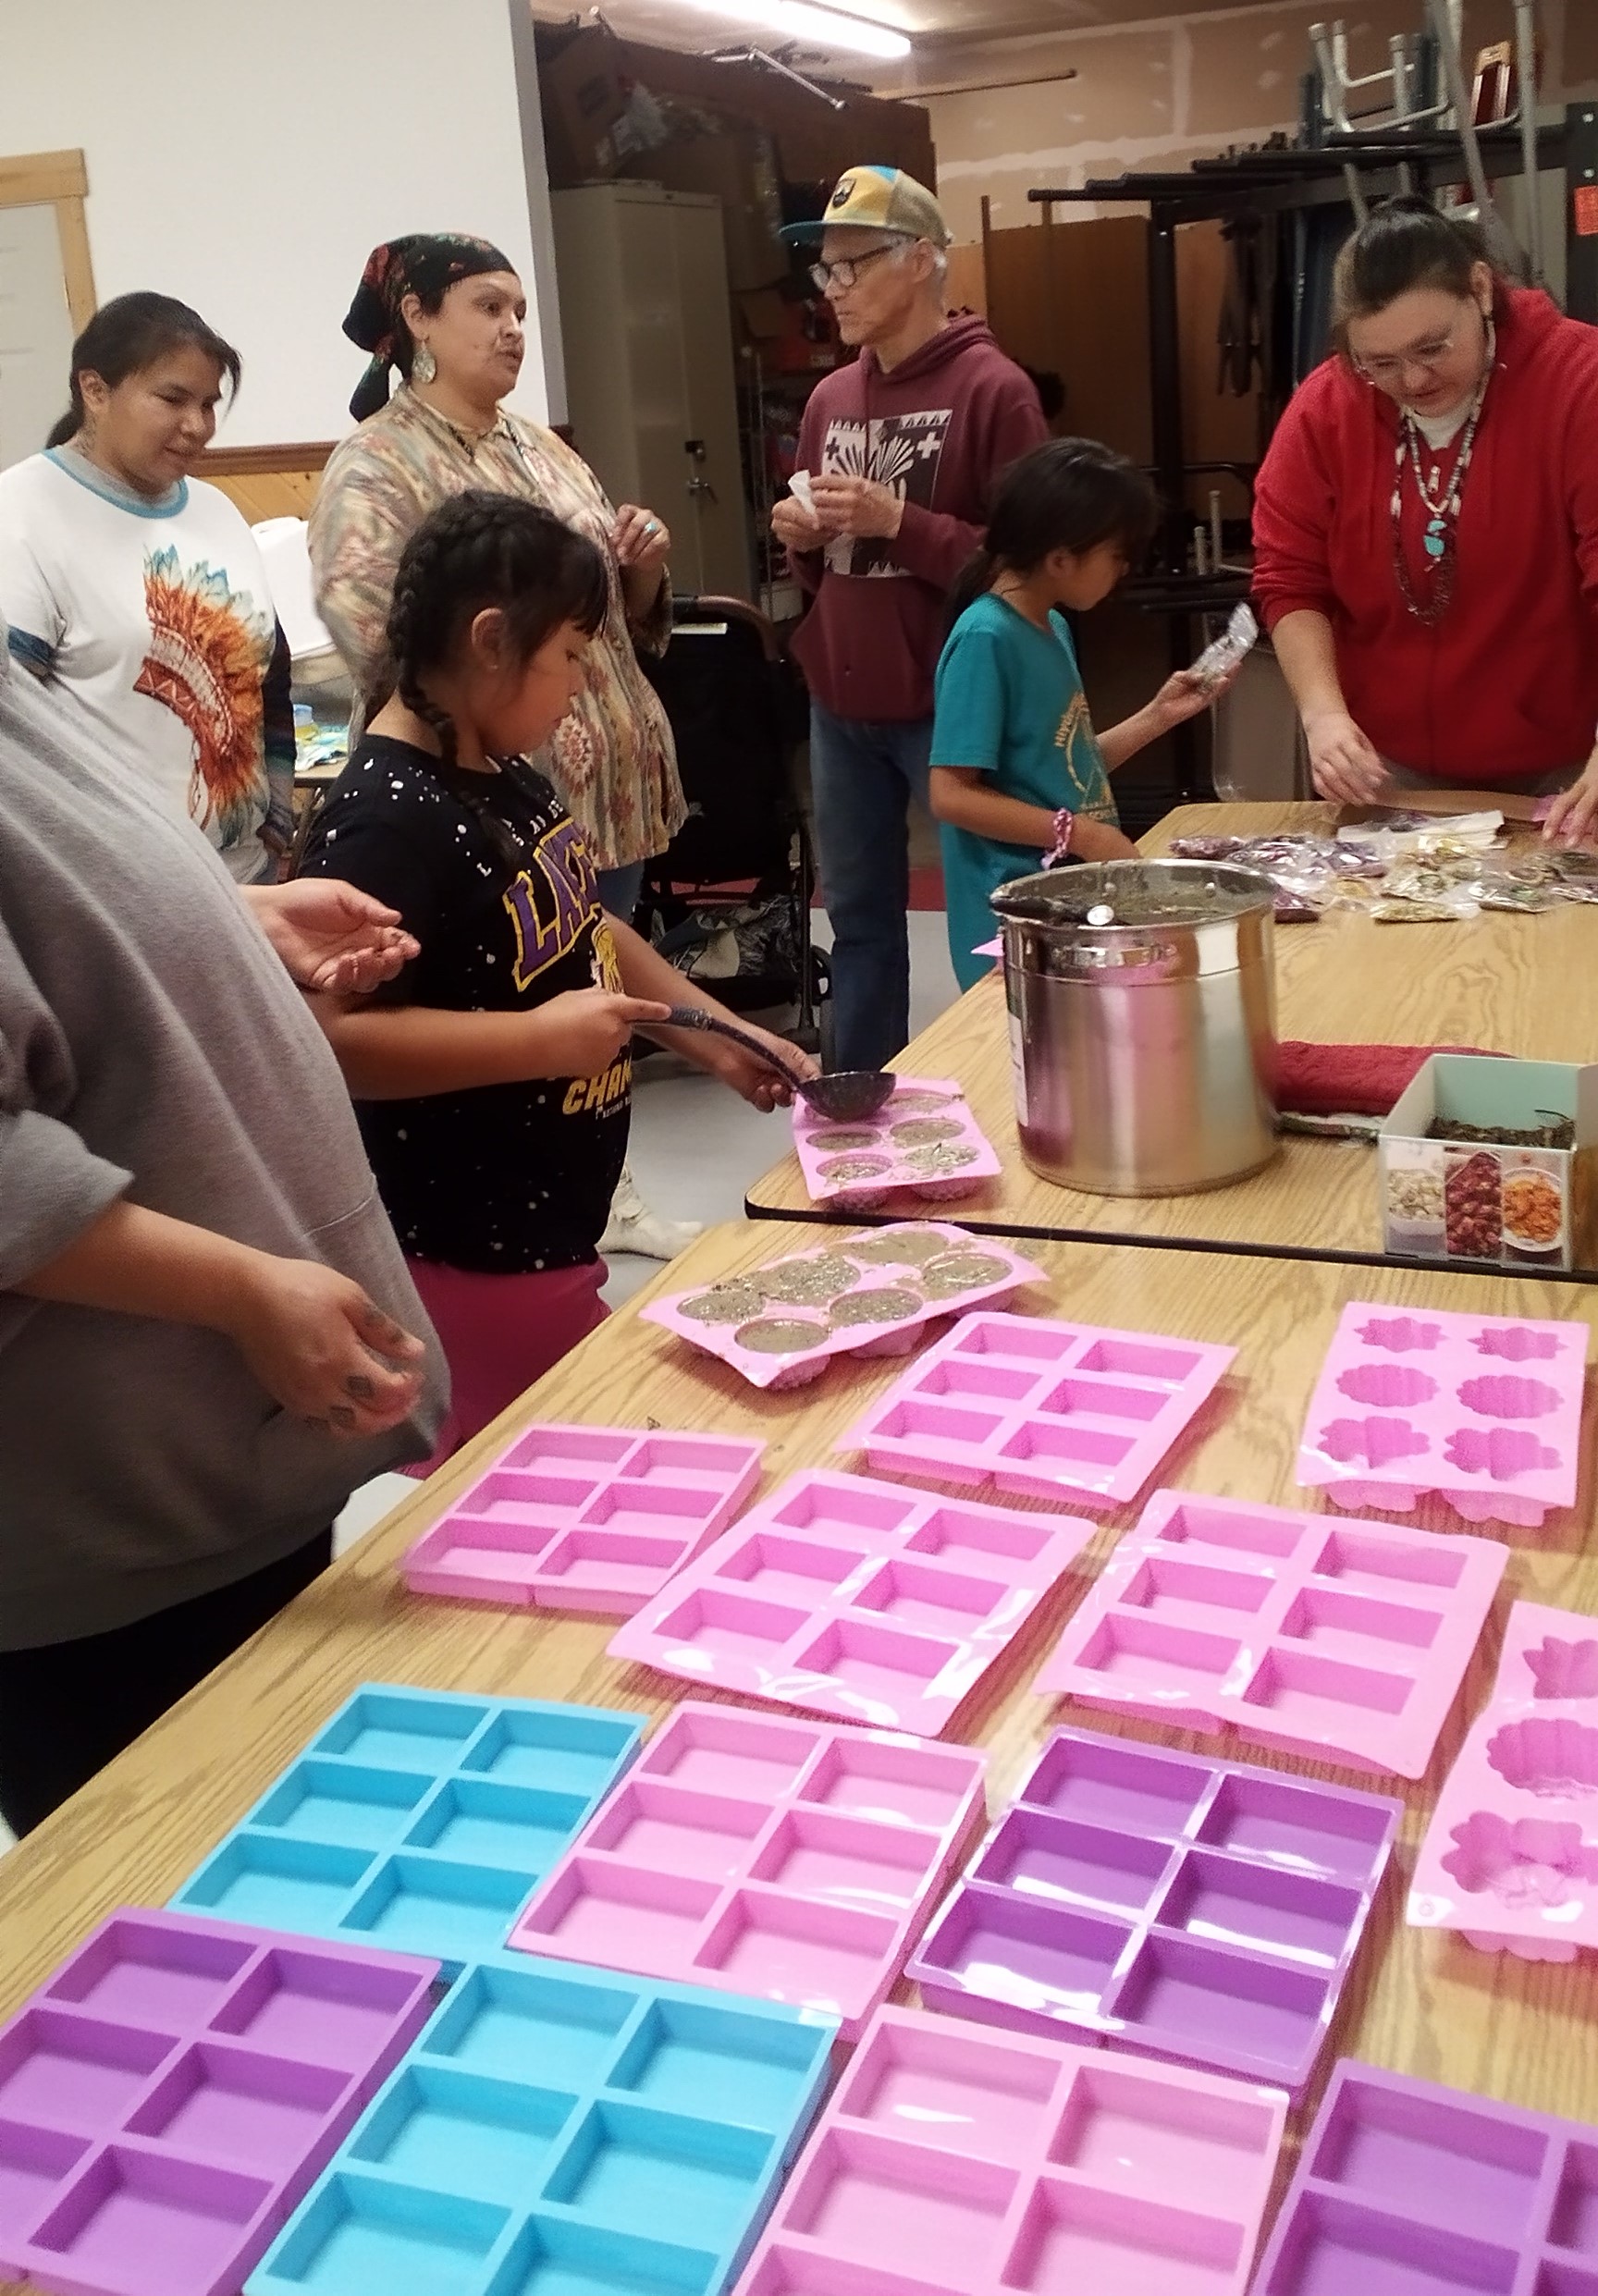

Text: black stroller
xmin=637 ymin=595 xmax=830 ymax=1056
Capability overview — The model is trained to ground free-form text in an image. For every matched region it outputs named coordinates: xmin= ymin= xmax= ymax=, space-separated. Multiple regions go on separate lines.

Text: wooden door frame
xmin=0 ymin=149 xmax=95 ymax=331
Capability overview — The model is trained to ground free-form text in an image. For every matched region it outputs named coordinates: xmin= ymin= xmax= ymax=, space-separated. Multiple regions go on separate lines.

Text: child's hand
xmin=226 ymin=1259 xmax=427 ymax=1435
xmin=1150 ymin=669 xmax=1224 ymax=730
xmin=703 ymin=1022 xmax=819 ymax=1112
xmin=535 ymin=990 xmax=672 ymax=1078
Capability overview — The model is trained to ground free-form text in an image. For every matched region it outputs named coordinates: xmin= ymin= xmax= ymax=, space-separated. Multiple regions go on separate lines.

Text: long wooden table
xmin=4 ymin=1222 xmax=1598 ymax=2296
xmin=746 ymin=799 xmax=1598 ymax=1277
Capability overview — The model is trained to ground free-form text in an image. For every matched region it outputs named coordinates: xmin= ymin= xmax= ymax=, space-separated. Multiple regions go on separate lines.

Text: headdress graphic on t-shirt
xmin=134 ymin=546 xmax=274 ymax=849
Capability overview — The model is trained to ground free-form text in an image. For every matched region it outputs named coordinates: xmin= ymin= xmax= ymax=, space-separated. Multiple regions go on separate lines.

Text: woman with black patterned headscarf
xmin=310 ymin=233 xmax=696 ymax=1260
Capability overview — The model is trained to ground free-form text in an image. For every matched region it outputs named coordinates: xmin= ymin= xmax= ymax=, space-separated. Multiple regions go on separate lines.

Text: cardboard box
xmin=540 ymin=24 xmax=632 ymax=187
xmin=647 ymin=126 xmax=789 ymax=290
xmin=1379 ymin=1054 xmax=1598 ymax=1270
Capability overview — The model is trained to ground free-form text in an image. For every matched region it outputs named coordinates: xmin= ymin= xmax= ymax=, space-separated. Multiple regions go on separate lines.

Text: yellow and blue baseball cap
xmin=780 ymin=166 xmax=951 ymax=247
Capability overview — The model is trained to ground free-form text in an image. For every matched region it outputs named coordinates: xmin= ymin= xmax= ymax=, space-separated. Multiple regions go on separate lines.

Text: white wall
xmin=0 ymin=0 xmax=552 ymax=447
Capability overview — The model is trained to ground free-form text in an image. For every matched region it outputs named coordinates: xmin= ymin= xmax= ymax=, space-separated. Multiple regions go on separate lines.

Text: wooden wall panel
xmin=971 ymin=214 xmax=1259 ymax=521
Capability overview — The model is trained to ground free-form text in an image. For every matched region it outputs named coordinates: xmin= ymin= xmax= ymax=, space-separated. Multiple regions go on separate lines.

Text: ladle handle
xmin=656 ymin=1005 xmax=808 ymax=1093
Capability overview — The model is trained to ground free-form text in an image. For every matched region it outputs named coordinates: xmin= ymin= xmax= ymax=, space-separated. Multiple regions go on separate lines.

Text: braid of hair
xmin=387 ymin=521 xmax=461 ymax=767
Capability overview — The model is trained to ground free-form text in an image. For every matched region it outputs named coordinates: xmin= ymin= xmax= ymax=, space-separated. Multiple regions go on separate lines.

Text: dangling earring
xmin=1482 ymin=313 xmax=1497 ymax=373
xmin=412 ymin=344 xmax=437 ymax=386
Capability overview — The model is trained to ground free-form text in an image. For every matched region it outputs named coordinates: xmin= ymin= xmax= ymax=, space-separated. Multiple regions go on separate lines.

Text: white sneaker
xmin=599 ymin=1165 xmax=703 ymax=1261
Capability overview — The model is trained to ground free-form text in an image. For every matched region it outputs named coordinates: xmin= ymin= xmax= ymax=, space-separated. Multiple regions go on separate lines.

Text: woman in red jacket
xmin=1253 ymin=198 xmax=1598 ymax=841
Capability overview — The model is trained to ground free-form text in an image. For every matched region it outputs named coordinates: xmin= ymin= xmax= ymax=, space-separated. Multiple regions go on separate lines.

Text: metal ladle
xmin=655 ymin=1006 xmax=896 ymax=1122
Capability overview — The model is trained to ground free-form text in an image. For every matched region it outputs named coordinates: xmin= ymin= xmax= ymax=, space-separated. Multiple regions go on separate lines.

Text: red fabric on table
xmin=1276 ymin=1041 xmax=1494 ymax=1118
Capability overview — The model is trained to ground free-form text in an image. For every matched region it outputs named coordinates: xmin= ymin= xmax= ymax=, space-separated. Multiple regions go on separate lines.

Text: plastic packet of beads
xmin=1190 ymin=600 xmax=1258 ymax=690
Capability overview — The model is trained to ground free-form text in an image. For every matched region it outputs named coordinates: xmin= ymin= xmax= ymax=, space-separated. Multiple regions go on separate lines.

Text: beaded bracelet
xmin=1041 ymin=808 xmax=1074 ymax=869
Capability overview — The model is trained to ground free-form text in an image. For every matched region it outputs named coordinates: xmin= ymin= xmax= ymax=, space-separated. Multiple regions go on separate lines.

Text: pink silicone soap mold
xmin=400 ymin=1423 xmax=765 ymax=1615
xmin=607 ymin=1468 xmax=1098 ymax=1736
xmin=840 ymin=1313 xmax=1237 ymax=1510
xmin=506 ymin=1701 xmax=988 ymax=2041
xmin=643 ymin=1225 xmax=1047 ymax=1392
xmin=734 ymin=2004 xmax=1285 ymax=2296
xmin=1034 ymin=1491 xmax=1506 ymax=1778
xmin=1411 ymin=1599 xmax=1598 ymax=1959
xmin=0 ymin=1909 xmax=436 ymax=2296
xmin=793 ymin=1075 xmax=1002 ymax=1209
xmin=1297 ymin=1302 xmax=1587 ymax=1529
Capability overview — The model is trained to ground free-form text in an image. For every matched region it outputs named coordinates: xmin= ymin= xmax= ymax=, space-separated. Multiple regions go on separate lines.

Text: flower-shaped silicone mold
xmin=1487 ymin=1718 xmax=1598 ymax=1798
xmin=1457 ymin=1375 xmax=1562 ymax=1420
xmin=1472 ymin=1326 xmax=1561 ymax=1361
xmin=1318 ymin=1416 xmax=1430 ymax=1469
xmin=1525 ymin=1636 xmax=1598 ymax=1701
xmin=1441 ymin=1811 xmax=1598 ymax=1908
xmin=1358 ymin=1317 xmax=1443 ymax=1353
xmin=1443 ymin=1426 xmax=1560 ymax=1480
xmin=1335 ymin=1364 xmax=1438 ymax=1408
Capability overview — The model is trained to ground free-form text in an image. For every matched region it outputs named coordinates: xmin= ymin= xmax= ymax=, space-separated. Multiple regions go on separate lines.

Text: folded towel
xmin=1275 ymin=1041 xmax=1494 ymax=1119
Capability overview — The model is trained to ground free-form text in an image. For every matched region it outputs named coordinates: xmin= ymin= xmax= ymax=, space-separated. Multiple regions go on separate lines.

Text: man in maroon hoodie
xmin=774 ymin=168 xmax=1047 ymax=1070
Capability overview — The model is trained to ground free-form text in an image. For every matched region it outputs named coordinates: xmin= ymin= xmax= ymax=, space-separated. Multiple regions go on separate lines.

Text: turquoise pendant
xmin=1423 ymin=519 xmax=1447 ymax=559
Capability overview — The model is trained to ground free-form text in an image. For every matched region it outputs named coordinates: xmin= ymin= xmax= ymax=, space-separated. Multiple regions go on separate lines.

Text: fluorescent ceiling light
xmin=677 ymin=0 xmax=912 ymax=61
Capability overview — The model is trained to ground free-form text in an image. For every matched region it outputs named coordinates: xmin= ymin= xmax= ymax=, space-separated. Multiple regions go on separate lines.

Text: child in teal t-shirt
xmin=931 ymin=437 xmax=1221 ymax=990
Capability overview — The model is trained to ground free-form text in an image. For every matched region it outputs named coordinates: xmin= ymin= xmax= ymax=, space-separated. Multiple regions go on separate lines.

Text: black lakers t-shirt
xmin=301 ymin=734 xmax=628 ymax=1273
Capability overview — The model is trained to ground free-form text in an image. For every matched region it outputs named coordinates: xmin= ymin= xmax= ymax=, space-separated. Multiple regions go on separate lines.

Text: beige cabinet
xmin=551 ymin=182 xmax=752 ymax=601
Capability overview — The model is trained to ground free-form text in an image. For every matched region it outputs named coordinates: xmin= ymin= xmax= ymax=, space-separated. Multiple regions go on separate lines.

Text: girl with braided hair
xmin=301 ymin=492 xmax=815 ymax=1466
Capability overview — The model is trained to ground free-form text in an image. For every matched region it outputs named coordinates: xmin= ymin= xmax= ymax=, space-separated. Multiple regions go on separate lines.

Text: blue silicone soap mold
xmin=171 ymin=1688 xmax=645 ymax=1972
xmin=246 ymin=1954 xmax=837 ymax=2296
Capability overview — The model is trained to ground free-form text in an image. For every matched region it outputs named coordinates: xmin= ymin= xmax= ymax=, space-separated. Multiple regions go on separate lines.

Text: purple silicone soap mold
xmin=1248 ymin=2057 xmax=1598 ymax=2296
xmin=793 ymin=1075 xmax=1002 ymax=1209
xmin=1413 ymin=1602 xmax=1598 ymax=1960
xmin=642 ymin=1225 xmax=1047 ymax=1392
xmin=0 ymin=1909 xmax=436 ymax=2296
xmin=506 ymin=1701 xmax=988 ymax=2041
xmin=1297 ymin=1303 xmax=1587 ymax=1529
xmin=905 ymin=1725 xmax=1400 ymax=2097
xmin=737 ymin=2002 xmax=1286 ymax=2296
xmin=1034 ymin=1490 xmax=1506 ymax=1779
xmin=400 ymin=1423 xmax=765 ymax=1615
xmin=608 ymin=1467 xmax=1098 ymax=1737
xmin=840 ymin=1313 xmax=1236 ymax=1510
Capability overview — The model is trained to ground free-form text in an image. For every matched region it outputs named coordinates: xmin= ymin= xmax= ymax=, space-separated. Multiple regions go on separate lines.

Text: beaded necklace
xmin=1389 ymin=329 xmax=1495 ymax=627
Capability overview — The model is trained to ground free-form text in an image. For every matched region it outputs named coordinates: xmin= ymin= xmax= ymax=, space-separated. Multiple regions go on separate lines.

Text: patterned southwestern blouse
xmin=308 ymin=386 xmax=684 ymax=871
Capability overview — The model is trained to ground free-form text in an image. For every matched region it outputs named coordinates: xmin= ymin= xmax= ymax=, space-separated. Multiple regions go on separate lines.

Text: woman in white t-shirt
xmin=0 ymin=292 xmax=295 ymax=883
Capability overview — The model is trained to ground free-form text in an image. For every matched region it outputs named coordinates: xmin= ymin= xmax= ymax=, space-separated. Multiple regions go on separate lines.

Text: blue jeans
xmin=808 ymin=703 xmax=934 ymax=1073
xmin=596 ymin=861 xmax=645 ymax=921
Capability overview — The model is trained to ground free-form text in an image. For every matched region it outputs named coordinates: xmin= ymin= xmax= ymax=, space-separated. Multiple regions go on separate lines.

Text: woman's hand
xmin=612 ymin=505 xmax=671 ymax=578
xmin=771 ymin=497 xmax=828 ymax=555
xmin=533 ymin=989 xmax=672 ymax=1078
xmin=808 ymin=474 xmax=903 ymax=541
xmin=225 ymin=1259 xmax=427 ymax=1435
xmin=703 ymin=1021 xmax=819 ymax=1112
xmin=1302 ymin=709 xmax=1391 ymax=806
xmin=247 ymin=880 xmax=419 ymax=993
xmin=1542 ymin=752 xmax=1598 ymax=847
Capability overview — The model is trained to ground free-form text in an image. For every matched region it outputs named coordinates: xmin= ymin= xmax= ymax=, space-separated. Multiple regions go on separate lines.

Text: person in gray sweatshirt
xmin=0 ymin=625 xmax=448 ymax=1836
